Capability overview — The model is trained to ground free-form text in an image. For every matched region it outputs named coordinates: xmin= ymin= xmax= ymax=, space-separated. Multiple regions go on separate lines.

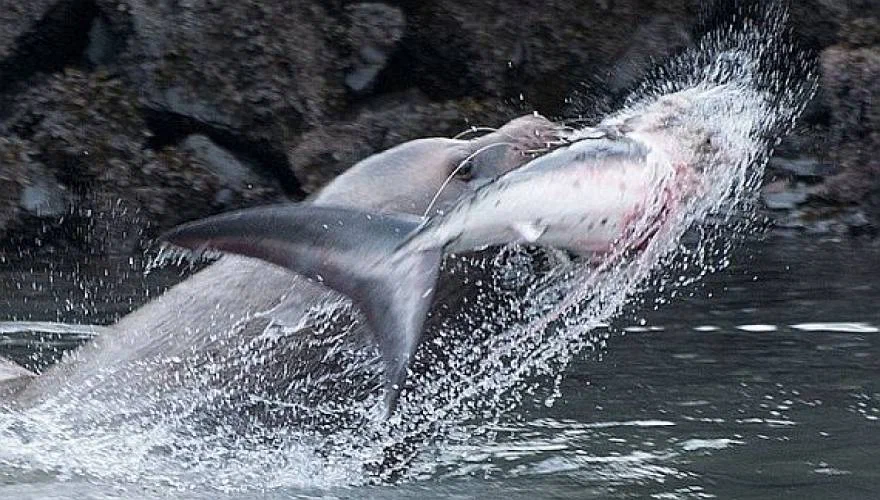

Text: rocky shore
xmin=0 ymin=0 xmax=878 ymax=260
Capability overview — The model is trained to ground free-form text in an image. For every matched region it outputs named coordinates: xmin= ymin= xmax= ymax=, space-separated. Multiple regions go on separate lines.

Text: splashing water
xmin=0 ymin=3 xmax=817 ymax=494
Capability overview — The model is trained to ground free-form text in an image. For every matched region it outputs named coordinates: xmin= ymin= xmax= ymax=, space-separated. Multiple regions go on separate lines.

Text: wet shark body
xmin=163 ymin=96 xmax=712 ymax=413
xmin=6 ymin=115 xmax=563 ymax=413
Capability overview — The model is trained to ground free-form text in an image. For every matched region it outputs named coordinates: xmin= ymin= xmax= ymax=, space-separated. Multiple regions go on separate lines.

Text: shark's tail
xmin=161 ymin=204 xmax=441 ymax=415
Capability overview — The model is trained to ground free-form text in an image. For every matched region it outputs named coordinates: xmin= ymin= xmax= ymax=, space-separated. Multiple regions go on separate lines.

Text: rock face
xmin=115 ymin=0 xmax=344 ymax=152
xmin=0 ymin=0 xmax=878 ymax=255
xmin=764 ymin=13 xmax=880 ymax=235
xmin=344 ymin=3 xmax=406 ymax=93
xmin=820 ymin=43 xmax=880 ymax=200
xmin=394 ymin=1 xmax=698 ymax=112
xmin=0 ymin=70 xmax=281 ymax=254
xmin=0 ymin=0 xmax=100 ymax=92
xmin=0 ymin=137 xmax=36 ymax=234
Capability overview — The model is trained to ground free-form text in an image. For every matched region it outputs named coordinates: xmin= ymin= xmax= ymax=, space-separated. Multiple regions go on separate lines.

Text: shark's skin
xmin=162 ymin=90 xmax=720 ymax=413
xmin=7 ymin=114 xmax=563 ymax=409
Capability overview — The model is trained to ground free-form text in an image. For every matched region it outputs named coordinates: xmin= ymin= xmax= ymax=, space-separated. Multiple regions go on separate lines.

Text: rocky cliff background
xmin=0 ymin=0 xmax=877 ymax=260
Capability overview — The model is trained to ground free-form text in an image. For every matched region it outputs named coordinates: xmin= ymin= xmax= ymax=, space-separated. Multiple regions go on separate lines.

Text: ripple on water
xmin=791 ymin=322 xmax=880 ymax=333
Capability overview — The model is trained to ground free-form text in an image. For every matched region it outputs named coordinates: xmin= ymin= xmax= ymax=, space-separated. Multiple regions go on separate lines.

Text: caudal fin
xmin=161 ymin=204 xmax=441 ymax=415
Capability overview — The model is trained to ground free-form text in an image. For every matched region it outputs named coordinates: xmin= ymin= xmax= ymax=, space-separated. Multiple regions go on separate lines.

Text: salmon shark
xmin=162 ymin=89 xmax=721 ymax=414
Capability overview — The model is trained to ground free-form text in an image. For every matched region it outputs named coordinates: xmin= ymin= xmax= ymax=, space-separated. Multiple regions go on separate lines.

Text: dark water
xmin=0 ymin=252 xmax=190 ymax=371
xmin=1 ymin=233 xmax=878 ymax=499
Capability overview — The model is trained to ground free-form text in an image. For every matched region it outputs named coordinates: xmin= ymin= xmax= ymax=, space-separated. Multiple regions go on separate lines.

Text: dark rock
xmin=345 ymin=3 xmax=406 ymax=94
xmin=840 ymin=209 xmax=872 ymax=229
xmin=388 ymin=1 xmax=697 ymax=112
xmin=762 ymin=182 xmax=811 ymax=211
xmin=816 ymin=41 xmax=880 ymax=211
xmin=839 ymin=15 xmax=880 ymax=47
xmin=0 ymin=0 xmax=60 ymax=59
xmin=0 ymin=0 xmax=100 ymax=92
xmin=765 ymin=14 xmax=880 ymax=235
xmin=85 ymin=13 xmax=125 ymax=68
xmin=0 ymin=137 xmax=36 ymax=234
xmin=606 ymin=15 xmax=692 ymax=94
xmin=772 ymin=85 xmax=834 ymax=162
xmin=180 ymin=134 xmax=279 ymax=205
xmin=1 ymin=70 xmax=280 ymax=253
xmin=863 ymin=187 xmax=880 ymax=234
xmin=768 ymin=157 xmax=838 ymax=179
xmin=786 ymin=1 xmax=880 ymax=50
xmin=140 ymin=86 xmax=241 ymax=139
xmin=114 ymin=0 xmax=347 ymax=146
xmin=91 ymin=0 xmax=361 ymax=199
xmin=781 ymin=205 xmax=876 ymax=236
xmin=787 ymin=1 xmax=851 ymax=49
xmin=19 ymin=164 xmax=68 ymax=217
xmin=0 ymin=136 xmax=70 ymax=250
xmin=0 ymin=0 xmax=877 ymax=250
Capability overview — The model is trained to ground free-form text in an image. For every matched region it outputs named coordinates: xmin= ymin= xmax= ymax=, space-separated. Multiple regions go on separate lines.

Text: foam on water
xmin=0 ymin=2 xmax=817 ymax=494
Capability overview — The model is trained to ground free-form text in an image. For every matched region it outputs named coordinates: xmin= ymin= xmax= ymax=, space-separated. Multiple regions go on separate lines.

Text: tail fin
xmin=161 ymin=204 xmax=441 ymax=414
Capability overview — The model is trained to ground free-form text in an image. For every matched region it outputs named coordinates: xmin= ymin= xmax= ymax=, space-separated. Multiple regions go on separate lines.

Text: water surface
xmin=1 ymin=233 xmax=878 ymax=499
